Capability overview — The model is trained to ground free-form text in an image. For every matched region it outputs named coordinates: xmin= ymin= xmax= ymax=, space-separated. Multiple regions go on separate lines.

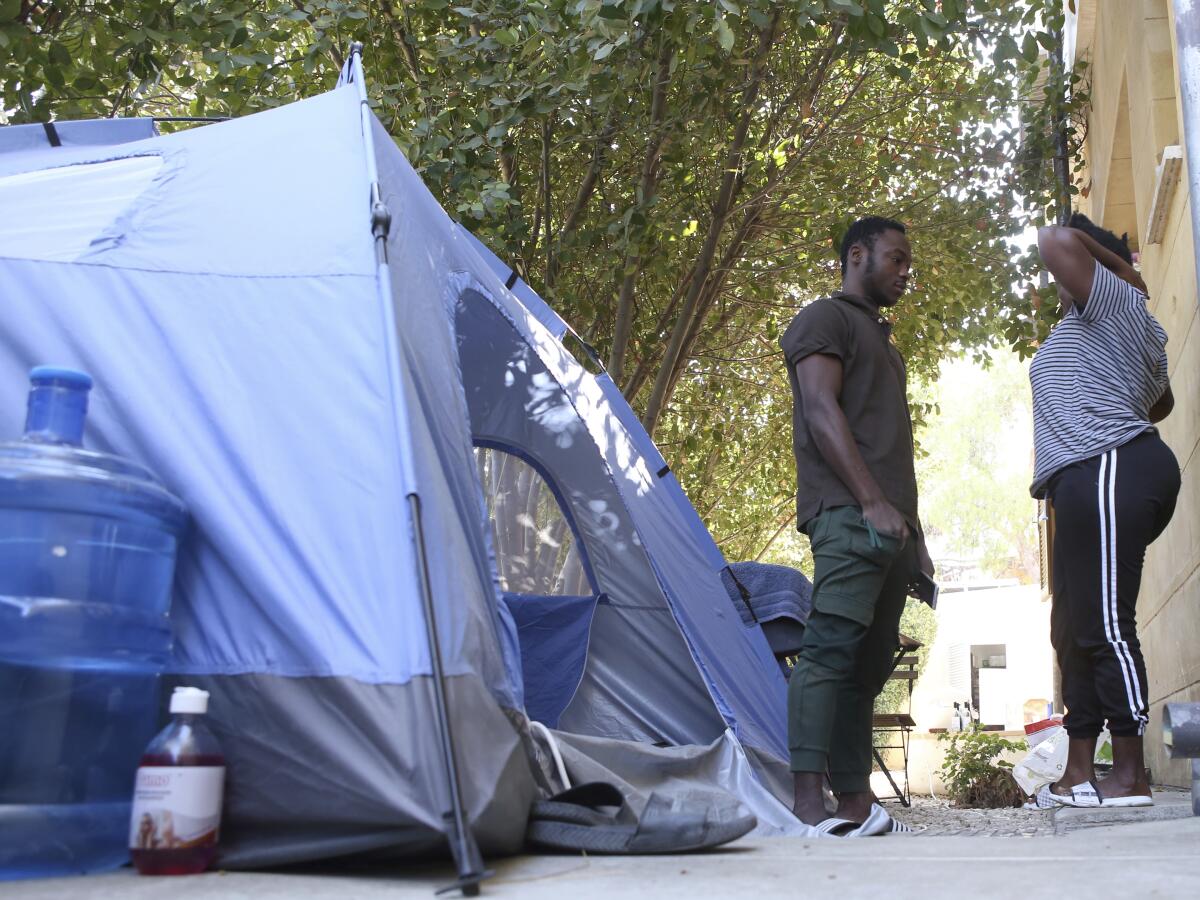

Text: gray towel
xmin=722 ymin=561 xmax=813 ymax=629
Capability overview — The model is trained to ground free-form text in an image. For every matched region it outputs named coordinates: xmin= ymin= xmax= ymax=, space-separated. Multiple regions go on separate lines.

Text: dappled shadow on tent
xmin=456 ymin=288 xmax=728 ymax=748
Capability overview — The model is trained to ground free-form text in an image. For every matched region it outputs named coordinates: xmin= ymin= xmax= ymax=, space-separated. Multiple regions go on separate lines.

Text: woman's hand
xmin=1037 ymin=225 xmax=1147 ymax=307
xmin=1115 ymin=262 xmax=1148 ymax=296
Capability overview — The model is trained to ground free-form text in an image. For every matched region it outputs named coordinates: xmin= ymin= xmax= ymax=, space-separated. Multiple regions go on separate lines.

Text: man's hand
xmin=915 ymin=533 xmax=935 ymax=577
xmin=861 ymin=498 xmax=909 ymax=543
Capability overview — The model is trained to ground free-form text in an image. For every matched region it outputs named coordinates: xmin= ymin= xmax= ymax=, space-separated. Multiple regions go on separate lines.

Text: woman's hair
xmin=1068 ymin=213 xmax=1133 ymax=265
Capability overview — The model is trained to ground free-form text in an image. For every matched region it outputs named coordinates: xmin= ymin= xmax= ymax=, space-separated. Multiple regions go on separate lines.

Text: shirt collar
xmin=832 ymin=290 xmax=893 ymax=333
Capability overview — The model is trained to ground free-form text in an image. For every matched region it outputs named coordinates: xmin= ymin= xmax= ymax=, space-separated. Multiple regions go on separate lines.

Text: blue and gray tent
xmin=0 ymin=52 xmax=801 ymax=882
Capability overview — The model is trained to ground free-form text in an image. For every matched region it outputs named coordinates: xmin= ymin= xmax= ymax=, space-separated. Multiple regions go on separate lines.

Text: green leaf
xmin=0 ymin=0 xmax=19 ymax=23
xmin=994 ymin=32 xmax=1018 ymax=64
xmin=48 ymin=42 xmax=71 ymax=67
xmin=493 ymin=28 xmax=519 ymax=46
xmin=715 ymin=16 xmax=734 ymax=52
xmin=830 ymin=0 xmax=865 ymax=17
xmin=1021 ymin=33 xmax=1039 ymax=63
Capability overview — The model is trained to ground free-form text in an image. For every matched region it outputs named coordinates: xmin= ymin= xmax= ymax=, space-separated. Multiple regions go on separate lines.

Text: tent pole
xmin=344 ymin=41 xmax=489 ymax=896
xmin=410 ymin=494 xmax=489 ymax=897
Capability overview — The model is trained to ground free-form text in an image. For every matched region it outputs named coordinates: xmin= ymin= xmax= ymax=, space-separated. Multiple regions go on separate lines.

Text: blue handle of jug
xmin=24 ymin=366 xmax=93 ymax=447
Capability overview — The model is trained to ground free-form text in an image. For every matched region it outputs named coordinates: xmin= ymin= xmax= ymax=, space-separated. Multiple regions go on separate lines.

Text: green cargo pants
xmin=788 ymin=505 xmax=917 ymax=793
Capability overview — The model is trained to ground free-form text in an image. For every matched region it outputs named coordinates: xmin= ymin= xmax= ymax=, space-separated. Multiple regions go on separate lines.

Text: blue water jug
xmin=0 ymin=368 xmax=187 ymax=880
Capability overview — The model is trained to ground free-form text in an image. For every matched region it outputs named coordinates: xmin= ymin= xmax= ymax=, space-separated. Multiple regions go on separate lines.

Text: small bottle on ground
xmin=129 ymin=687 xmax=225 ymax=875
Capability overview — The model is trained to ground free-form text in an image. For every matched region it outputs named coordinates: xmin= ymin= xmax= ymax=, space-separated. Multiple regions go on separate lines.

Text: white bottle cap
xmin=169 ymin=686 xmax=210 ymax=715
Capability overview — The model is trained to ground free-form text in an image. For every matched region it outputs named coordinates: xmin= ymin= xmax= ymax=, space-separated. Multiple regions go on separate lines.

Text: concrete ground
xmin=9 ymin=802 xmax=1199 ymax=900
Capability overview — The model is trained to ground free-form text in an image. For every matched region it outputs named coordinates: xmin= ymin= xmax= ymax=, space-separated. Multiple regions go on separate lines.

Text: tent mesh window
xmin=475 ymin=447 xmax=589 ymax=596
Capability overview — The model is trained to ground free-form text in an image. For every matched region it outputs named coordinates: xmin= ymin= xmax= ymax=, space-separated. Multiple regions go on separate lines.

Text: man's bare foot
xmin=792 ymin=772 xmax=831 ymax=827
xmin=833 ymin=791 xmax=872 ymax=824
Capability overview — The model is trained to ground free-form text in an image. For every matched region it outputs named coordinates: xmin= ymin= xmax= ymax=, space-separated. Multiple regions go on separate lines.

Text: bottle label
xmin=129 ymin=766 xmax=225 ymax=850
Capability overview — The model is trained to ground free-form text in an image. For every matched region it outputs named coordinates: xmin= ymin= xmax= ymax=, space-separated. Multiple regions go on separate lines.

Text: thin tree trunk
xmin=561 ymin=113 xmax=618 ymax=237
xmin=640 ymin=11 xmax=780 ymax=437
xmin=621 ymin=264 xmax=696 ymax=401
xmin=754 ymin=512 xmax=797 ymax=561
xmin=500 ymin=152 xmax=519 ymax=198
xmin=377 ymin=4 xmax=422 ymax=85
xmin=692 ymin=444 xmax=722 ymax=512
xmin=641 ymin=29 xmax=856 ymax=425
xmin=609 ymin=41 xmax=674 ymax=383
xmin=698 ymin=449 xmax=774 ymax=519
xmin=542 ymin=113 xmax=618 ymax=286
xmin=662 ymin=201 xmax=767 ymax=409
xmin=541 ymin=116 xmax=555 ymax=289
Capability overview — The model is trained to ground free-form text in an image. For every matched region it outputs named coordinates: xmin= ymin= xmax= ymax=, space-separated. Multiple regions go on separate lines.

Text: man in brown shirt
xmin=779 ymin=216 xmax=933 ymax=832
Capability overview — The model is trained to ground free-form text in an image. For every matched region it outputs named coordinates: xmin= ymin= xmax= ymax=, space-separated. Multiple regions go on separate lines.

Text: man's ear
xmin=848 ymin=242 xmax=863 ymax=268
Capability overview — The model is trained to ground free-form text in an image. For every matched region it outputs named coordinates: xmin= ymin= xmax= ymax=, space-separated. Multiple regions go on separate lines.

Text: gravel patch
xmin=886 ymin=789 xmax=1193 ymax=837
xmin=888 ymin=796 xmax=1057 ymax=837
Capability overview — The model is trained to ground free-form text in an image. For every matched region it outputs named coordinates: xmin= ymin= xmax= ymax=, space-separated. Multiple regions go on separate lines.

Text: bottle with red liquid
xmin=129 ymin=687 xmax=225 ymax=875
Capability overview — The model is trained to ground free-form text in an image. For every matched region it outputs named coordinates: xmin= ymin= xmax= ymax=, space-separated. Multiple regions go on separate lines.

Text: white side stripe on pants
xmin=1097 ymin=449 xmax=1148 ymax=734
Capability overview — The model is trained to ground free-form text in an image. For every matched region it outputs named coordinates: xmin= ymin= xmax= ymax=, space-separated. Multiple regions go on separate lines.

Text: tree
xmin=2 ymin=1 xmax=1072 ymax=557
xmin=914 ymin=351 xmax=1039 ymax=582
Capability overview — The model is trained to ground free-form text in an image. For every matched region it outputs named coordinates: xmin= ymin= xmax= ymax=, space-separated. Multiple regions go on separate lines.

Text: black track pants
xmin=1049 ymin=431 xmax=1180 ymax=739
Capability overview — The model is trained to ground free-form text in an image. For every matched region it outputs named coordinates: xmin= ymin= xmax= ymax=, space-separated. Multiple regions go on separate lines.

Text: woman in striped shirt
xmin=1030 ymin=214 xmax=1179 ymax=809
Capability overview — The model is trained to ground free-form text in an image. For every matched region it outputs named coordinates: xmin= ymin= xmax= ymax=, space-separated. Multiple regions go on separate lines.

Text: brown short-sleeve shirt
xmin=780 ymin=291 xmax=919 ymax=533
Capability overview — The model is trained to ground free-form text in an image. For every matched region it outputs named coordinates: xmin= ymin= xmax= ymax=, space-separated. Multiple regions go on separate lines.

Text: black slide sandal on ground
xmin=526 ymin=782 xmax=757 ymax=854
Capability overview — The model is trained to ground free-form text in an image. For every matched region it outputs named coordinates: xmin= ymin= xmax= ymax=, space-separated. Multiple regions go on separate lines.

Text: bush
xmin=938 ymin=725 xmax=1027 ymax=808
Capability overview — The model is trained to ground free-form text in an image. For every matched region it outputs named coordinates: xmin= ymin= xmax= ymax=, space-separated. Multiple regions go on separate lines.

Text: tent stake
xmin=410 ymin=493 xmax=490 ymax=896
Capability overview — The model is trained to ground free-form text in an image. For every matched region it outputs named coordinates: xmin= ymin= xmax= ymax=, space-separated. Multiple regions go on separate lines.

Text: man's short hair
xmin=1067 ymin=212 xmax=1133 ymax=265
xmin=839 ymin=216 xmax=907 ymax=274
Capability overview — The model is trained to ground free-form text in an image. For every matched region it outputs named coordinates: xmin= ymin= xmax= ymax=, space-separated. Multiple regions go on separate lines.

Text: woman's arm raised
xmin=1037 ymin=226 xmax=1147 ymax=309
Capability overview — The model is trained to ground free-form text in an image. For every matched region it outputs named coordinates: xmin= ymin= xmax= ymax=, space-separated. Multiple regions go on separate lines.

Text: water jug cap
xmin=170 ymin=686 xmax=210 ymax=715
xmin=29 ymin=366 xmax=93 ymax=391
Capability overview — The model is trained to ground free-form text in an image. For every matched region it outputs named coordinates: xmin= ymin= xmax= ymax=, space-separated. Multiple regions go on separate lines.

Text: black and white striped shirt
xmin=1030 ymin=262 xmax=1169 ymax=498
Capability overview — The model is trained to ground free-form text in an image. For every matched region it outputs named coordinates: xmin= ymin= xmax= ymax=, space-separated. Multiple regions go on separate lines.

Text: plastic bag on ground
xmin=1013 ymin=724 xmax=1068 ymax=796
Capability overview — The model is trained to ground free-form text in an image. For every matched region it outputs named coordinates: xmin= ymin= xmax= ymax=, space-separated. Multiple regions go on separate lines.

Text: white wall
xmin=911 ymin=583 xmax=1055 ymax=733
